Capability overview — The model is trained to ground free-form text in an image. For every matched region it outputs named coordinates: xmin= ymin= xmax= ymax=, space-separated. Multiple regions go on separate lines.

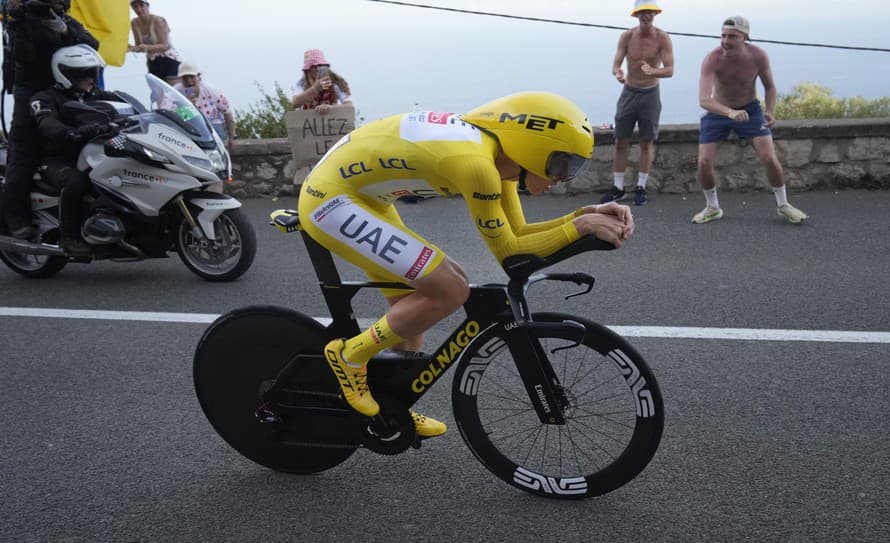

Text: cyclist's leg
xmin=300 ymin=191 xmax=468 ymax=417
xmin=373 ymin=205 xmax=469 ymax=352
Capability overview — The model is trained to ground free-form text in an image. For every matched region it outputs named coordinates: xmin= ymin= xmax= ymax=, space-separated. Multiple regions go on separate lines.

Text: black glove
xmin=66 ymin=123 xmax=107 ymax=142
xmin=42 ymin=11 xmax=68 ymax=34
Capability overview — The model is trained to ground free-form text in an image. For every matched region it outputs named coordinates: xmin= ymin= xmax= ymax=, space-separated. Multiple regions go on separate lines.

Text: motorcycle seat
xmin=34 ymin=176 xmax=60 ymax=197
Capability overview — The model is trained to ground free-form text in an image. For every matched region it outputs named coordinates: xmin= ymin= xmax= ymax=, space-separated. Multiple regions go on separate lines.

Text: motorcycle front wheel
xmin=176 ymin=208 xmax=256 ymax=282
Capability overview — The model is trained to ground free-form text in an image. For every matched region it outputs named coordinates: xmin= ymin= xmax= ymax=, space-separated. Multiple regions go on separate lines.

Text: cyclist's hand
xmin=573 ymin=213 xmax=631 ymax=248
xmin=574 ymin=214 xmax=627 ymax=247
xmin=577 ymin=202 xmax=635 ymax=240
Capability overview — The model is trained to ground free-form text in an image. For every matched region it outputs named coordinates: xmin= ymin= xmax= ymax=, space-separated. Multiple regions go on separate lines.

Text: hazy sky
xmin=5 ymin=0 xmax=890 ymax=127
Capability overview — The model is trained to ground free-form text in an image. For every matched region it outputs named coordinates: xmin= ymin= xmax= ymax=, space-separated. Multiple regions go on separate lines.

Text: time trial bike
xmin=192 ymin=209 xmax=663 ymax=499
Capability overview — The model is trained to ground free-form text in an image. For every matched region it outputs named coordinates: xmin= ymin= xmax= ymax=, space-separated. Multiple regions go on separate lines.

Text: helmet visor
xmin=545 ymin=151 xmax=589 ymax=182
xmin=62 ymin=66 xmax=100 ymax=82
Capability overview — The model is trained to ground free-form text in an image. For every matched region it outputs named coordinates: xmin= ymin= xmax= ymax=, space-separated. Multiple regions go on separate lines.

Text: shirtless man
xmin=602 ymin=0 xmax=674 ymax=206
xmin=692 ymin=16 xmax=808 ymax=224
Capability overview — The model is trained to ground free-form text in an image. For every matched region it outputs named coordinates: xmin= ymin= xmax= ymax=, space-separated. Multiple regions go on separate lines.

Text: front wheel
xmin=176 ymin=208 xmax=256 ymax=281
xmin=452 ymin=312 xmax=664 ymax=499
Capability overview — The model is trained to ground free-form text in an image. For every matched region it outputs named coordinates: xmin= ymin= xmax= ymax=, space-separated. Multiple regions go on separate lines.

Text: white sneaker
xmin=691 ymin=206 xmax=724 ymax=224
xmin=777 ymin=204 xmax=808 ymax=224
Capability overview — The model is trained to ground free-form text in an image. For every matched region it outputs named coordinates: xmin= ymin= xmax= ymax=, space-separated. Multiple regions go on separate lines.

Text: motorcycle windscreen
xmin=145 ymin=74 xmax=215 ymax=145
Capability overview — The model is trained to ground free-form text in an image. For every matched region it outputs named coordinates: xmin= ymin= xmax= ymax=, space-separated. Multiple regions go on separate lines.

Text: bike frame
xmin=265 ymin=213 xmax=606 ymax=425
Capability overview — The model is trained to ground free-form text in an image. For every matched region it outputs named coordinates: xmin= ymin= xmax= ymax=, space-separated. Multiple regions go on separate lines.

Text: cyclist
xmin=297 ymin=91 xmax=635 ymax=438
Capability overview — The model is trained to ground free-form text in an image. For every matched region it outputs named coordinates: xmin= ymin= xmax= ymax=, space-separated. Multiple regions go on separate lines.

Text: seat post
xmin=299 ymin=228 xmax=362 ymax=337
xmin=300 ymin=229 xmax=343 ymax=285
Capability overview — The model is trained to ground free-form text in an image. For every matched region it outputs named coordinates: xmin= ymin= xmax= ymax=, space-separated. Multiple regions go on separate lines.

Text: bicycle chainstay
xmin=255 ymin=352 xmax=423 ymax=455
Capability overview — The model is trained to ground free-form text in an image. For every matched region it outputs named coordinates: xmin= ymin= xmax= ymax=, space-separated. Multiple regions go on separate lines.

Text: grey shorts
xmin=614 ymin=85 xmax=661 ymax=141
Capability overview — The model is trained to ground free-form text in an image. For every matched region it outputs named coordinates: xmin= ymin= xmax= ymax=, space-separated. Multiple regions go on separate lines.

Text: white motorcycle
xmin=0 ymin=74 xmax=256 ymax=281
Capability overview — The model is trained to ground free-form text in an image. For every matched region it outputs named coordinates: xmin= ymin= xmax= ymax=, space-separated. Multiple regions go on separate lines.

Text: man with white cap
xmin=692 ymin=16 xmax=808 ymax=224
xmin=601 ymin=0 xmax=674 ymax=206
xmin=174 ymin=61 xmax=236 ymax=151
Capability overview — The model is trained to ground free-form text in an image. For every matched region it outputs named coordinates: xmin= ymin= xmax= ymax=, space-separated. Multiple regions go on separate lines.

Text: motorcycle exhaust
xmin=0 ymin=235 xmax=67 ymax=256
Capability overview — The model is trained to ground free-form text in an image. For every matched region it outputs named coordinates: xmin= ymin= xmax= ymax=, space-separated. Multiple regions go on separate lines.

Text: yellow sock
xmin=341 ymin=315 xmax=404 ymax=367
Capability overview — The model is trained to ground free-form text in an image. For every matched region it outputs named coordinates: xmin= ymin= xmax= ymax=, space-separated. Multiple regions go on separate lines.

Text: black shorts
xmin=147 ymin=56 xmax=181 ymax=80
xmin=614 ymin=84 xmax=661 ymax=141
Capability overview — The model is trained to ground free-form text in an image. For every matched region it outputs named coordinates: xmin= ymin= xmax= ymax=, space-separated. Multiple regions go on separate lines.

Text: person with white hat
xmin=601 ymin=0 xmax=674 ymax=207
xmin=692 ymin=16 xmax=809 ymax=225
xmin=174 ymin=61 xmax=236 ymax=151
xmin=290 ymin=49 xmax=353 ymax=114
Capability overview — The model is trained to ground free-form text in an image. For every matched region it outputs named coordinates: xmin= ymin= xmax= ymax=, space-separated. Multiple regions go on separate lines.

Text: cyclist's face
xmin=524 ymin=172 xmax=554 ymax=195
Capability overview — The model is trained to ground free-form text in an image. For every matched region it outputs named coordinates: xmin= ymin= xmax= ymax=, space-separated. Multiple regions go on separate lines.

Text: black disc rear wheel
xmin=193 ymin=305 xmax=358 ymax=473
xmin=452 ymin=312 xmax=664 ymax=499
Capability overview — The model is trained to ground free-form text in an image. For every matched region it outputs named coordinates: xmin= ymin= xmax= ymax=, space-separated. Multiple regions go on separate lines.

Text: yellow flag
xmin=69 ymin=0 xmax=131 ymax=67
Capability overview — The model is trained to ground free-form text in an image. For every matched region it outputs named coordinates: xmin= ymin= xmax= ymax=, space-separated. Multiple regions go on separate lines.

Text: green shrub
xmin=776 ymin=83 xmax=890 ymax=120
xmin=234 ymin=82 xmax=293 ymax=139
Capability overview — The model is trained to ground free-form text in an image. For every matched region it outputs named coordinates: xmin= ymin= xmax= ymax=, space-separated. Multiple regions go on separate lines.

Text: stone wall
xmin=226 ymin=118 xmax=890 ymax=198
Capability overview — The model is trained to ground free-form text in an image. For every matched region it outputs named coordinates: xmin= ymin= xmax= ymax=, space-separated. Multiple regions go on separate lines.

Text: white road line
xmin=2 ymin=306 xmax=889 ymax=344
xmin=608 ymin=326 xmax=890 ymax=344
xmin=0 ymin=307 xmax=890 ymax=343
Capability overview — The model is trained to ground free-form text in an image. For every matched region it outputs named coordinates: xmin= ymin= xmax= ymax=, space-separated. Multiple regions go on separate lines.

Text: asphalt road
xmin=1 ymin=190 xmax=888 ymax=542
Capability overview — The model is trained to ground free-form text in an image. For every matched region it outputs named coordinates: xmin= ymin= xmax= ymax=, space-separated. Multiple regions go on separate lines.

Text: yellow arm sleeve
xmin=500 ymin=180 xmax=578 ymax=234
xmin=440 ymin=157 xmax=581 ymax=264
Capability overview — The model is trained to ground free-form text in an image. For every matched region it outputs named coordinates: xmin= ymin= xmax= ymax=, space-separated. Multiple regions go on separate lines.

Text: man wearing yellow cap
xmin=602 ymin=0 xmax=674 ymax=206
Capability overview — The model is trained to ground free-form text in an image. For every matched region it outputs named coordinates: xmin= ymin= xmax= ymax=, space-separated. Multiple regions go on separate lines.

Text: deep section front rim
xmin=452 ymin=312 xmax=664 ymax=499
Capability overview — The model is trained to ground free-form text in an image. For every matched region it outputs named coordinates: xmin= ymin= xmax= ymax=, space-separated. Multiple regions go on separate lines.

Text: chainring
xmin=358 ymin=394 xmax=417 ymax=455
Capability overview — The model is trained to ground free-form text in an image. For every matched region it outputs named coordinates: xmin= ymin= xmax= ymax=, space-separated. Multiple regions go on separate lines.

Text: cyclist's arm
xmin=500 ymin=179 xmax=577 ymax=234
xmin=441 ymin=156 xmax=580 ymax=263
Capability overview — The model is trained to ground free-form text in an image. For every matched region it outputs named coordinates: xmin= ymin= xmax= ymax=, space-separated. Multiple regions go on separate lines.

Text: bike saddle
xmin=270 ymin=209 xmax=301 ymax=233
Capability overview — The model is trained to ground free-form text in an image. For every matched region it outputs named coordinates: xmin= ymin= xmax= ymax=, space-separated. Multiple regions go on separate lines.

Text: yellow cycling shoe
xmin=411 ymin=410 xmax=447 ymax=438
xmin=324 ymin=339 xmax=379 ymax=417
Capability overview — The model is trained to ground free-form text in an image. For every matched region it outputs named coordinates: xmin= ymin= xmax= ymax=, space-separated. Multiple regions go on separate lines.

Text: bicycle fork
xmin=505 ymin=320 xmax=587 ymax=425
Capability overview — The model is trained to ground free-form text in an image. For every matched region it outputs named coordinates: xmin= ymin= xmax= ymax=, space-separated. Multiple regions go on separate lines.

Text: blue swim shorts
xmin=699 ymin=100 xmax=772 ymax=144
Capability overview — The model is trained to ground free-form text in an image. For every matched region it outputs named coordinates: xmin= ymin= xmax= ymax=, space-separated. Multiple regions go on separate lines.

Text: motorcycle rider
xmin=1 ymin=0 xmax=99 ymax=241
xmin=30 ymin=44 xmax=119 ymax=256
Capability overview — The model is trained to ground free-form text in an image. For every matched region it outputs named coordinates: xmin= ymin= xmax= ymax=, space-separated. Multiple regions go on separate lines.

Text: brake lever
xmin=564 ymin=277 xmax=594 ymax=300
xmin=534 ymin=272 xmax=595 ymax=300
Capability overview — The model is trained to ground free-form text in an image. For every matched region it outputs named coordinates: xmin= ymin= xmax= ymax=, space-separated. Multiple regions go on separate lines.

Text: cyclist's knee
xmin=416 ymin=259 xmax=469 ymax=308
xmin=439 ymin=259 xmax=470 ymax=304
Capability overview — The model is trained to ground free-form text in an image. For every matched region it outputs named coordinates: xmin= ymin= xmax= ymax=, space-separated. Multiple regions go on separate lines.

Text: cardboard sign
xmin=284 ymin=105 xmax=356 ymax=170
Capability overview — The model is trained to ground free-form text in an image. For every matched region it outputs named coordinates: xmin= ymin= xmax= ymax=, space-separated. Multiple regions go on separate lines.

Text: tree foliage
xmin=234 ymin=82 xmax=293 ymax=139
xmin=776 ymin=82 xmax=890 ymax=120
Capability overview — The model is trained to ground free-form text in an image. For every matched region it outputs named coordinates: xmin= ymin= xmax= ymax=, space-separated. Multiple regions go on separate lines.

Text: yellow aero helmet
xmin=462 ymin=91 xmax=594 ymax=182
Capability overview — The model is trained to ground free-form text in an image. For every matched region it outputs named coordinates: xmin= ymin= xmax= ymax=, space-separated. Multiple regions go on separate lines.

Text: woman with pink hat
xmin=290 ymin=49 xmax=353 ymax=114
